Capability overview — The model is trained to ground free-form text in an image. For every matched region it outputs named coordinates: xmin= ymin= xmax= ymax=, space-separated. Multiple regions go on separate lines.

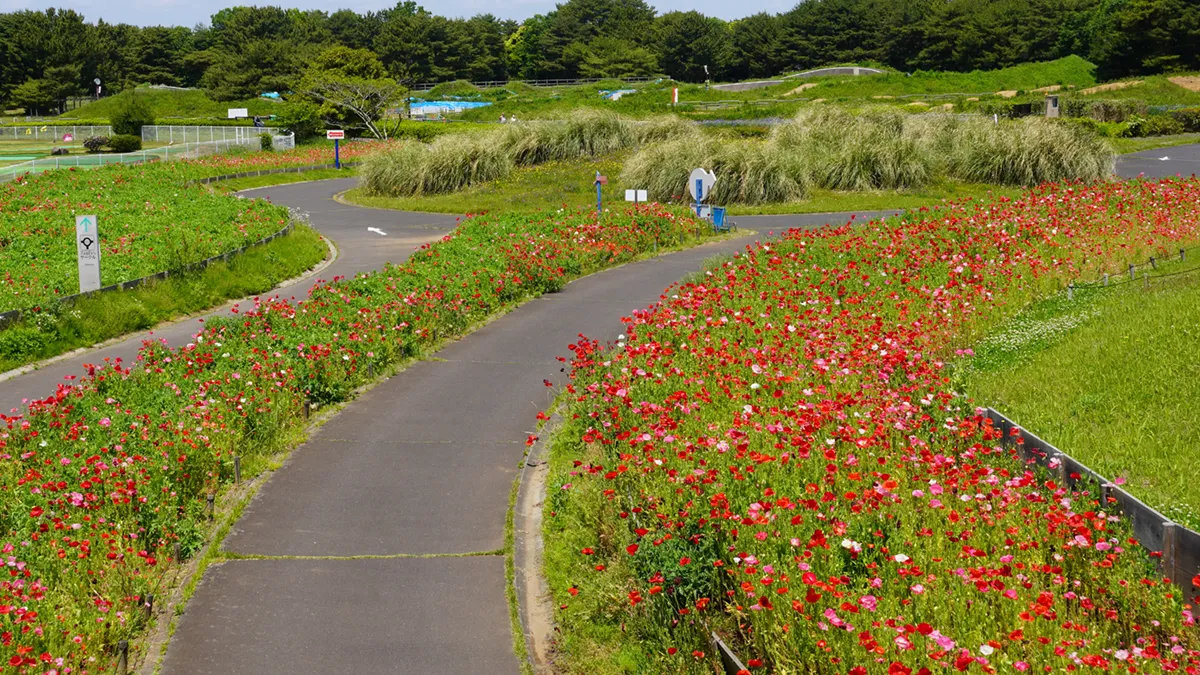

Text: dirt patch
xmin=872 ymin=95 xmax=895 ymax=100
xmin=784 ymin=82 xmax=819 ymax=97
xmin=995 ymin=90 xmax=1018 ymax=98
xmin=810 ymin=98 xmax=827 ymax=103
xmin=1033 ymin=85 xmax=1062 ymax=93
xmin=966 ymin=97 xmax=980 ymax=102
xmin=906 ymin=101 xmax=929 ymax=107
xmin=1169 ymin=76 xmax=1200 ymax=92
xmin=939 ymin=103 xmax=954 ymax=111
xmin=1078 ymin=80 xmax=1142 ymax=95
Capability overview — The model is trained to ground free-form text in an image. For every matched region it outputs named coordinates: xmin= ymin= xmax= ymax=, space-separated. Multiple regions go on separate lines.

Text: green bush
xmin=274 ymin=100 xmax=323 ymax=140
xmin=82 ymin=135 xmax=108 ymax=153
xmin=1125 ymin=115 xmax=1185 ymax=137
xmin=1168 ymin=107 xmax=1200 ymax=132
xmin=107 ymin=134 xmax=143 ymax=152
xmin=945 ymin=117 xmax=1114 ymax=185
xmin=1062 ymin=98 xmax=1147 ymax=123
xmin=110 ymin=92 xmax=155 ymax=136
xmin=260 ymin=132 xmax=274 ymax=151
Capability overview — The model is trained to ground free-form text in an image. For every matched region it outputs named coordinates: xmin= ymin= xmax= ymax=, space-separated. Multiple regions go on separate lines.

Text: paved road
xmin=1116 ymin=143 xmax=1200 ymax=179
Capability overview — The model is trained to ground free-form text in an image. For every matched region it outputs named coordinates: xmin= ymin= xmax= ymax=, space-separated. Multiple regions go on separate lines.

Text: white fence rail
xmin=0 ymin=131 xmax=295 ymax=183
xmin=0 ymin=125 xmax=112 ymax=141
xmin=141 ymin=125 xmax=280 ymax=145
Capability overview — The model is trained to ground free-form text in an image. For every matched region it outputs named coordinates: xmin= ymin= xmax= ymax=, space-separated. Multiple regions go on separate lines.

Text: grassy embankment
xmin=957 ymin=256 xmax=1200 ymax=530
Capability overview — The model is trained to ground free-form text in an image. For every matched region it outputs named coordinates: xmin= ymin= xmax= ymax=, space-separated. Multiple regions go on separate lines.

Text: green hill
xmin=60 ymin=87 xmax=281 ymax=121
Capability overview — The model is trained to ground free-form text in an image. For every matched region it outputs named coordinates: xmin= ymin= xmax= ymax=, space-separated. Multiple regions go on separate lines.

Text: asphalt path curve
xmin=1116 ymin=142 xmax=1200 ymax=180
xmin=5 ymin=145 xmax=1197 ymax=673
xmin=0 ymin=176 xmax=883 ymax=674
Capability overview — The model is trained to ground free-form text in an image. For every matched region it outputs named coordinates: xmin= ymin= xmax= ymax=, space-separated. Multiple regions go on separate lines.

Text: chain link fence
xmin=0 ymin=125 xmax=112 ymax=141
xmin=141 ymin=125 xmax=283 ymax=145
xmin=0 ymin=131 xmax=295 ymax=183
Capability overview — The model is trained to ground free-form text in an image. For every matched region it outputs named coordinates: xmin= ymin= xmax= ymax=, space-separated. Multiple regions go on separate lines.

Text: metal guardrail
xmin=985 ymin=408 xmax=1198 ymax=591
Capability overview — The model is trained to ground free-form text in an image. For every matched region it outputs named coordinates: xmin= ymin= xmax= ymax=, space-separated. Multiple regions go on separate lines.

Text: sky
xmin=0 ymin=0 xmax=795 ymax=26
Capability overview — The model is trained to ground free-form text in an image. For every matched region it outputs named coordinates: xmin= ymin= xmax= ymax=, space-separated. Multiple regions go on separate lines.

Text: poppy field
xmin=0 ymin=204 xmax=705 ymax=672
xmin=544 ymin=178 xmax=1200 ymax=674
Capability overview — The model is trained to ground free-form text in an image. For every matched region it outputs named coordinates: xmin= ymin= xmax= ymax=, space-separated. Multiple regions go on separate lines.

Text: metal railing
xmin=0 ymin=124 xmax=112 ymax=140
xmin=0 ymin=131 xmax=295 ymax=183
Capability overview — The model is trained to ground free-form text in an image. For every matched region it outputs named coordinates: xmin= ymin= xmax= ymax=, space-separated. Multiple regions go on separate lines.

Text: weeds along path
xmin=0 ymin=178 xmax=459 ymax=413
xmin=145 ymin=180 xmax=898 ymax=673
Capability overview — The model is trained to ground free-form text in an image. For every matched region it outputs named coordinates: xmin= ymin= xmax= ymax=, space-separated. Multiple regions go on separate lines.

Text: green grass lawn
xmin=0 ymin=225 xmax=328 ymax=373
xmin=59 ymin=86 xmax=280 ymax=120
xmin=957 ymin=264 xmax=1200 ymax=529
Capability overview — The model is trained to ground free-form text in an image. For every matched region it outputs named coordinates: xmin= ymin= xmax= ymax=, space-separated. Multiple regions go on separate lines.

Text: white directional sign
xmin=326 ymin=130 xmax=346 ymax=140
xmin=75 ymin=215 xmax=101 ymax=293
xmin=688 ymin=168 xmax=717 ymax=201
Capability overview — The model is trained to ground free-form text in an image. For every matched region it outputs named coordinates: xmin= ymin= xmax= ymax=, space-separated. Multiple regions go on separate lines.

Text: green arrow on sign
xmin=80 ymin=217 xmax=91 ymax=232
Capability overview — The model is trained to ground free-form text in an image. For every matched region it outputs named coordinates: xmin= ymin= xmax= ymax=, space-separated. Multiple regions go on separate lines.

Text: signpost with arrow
xmin=75 ymin=215 xmax=101 ymax=293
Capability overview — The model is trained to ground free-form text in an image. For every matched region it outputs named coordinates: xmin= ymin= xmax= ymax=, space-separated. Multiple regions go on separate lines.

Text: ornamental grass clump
xmin=946 ymin=116 xmax=1116 ymax=186
xmin=361 ymin=136 xmax=513 ymax=196
xmin=620 ymin=136 xmax=807 ymax=205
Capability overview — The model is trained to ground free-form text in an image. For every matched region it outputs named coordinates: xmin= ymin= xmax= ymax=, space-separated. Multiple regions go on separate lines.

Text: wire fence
xmin=0 ymin=131 xmax=295 ymax=183
xmin=140 ymin=125 xmax=284 ymax=145
xmin=0 ymin=124 xmax=112 ymax=141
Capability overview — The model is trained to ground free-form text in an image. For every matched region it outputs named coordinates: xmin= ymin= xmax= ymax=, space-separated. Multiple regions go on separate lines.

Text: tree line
xmin=1 ymin=0 xmax=1197 ymax=110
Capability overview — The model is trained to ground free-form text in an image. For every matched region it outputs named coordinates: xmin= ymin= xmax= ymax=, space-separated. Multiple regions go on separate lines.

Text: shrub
xmin=274 ymin=100 xmax=323 ymax=140
xmin=82 ymin=135 xmax=108 ymax=153
xmin=109 ymin=91 xmax=154 ymax=136
xmin=1169 ymin=107 xmax=1200 ymax=133
xmin=620 ymin=135 xmax=807 ymax=205
xmin=1125 ymin=115 xmax=1185 ymax=137
xmin=260 ymin=132 xmax=274 ymax=151
xmin=1062 ymin=98 xmax=1148 ymax=123
xmin=106 ymin=134 xmax=143 ymax=152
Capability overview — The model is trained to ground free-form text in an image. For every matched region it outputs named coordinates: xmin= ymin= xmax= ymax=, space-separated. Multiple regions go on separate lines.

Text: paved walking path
xmin=1117 ymin=142 xmax=1200 ymax=179
xmin=5 ymin=146 xmax=1197 ymax=671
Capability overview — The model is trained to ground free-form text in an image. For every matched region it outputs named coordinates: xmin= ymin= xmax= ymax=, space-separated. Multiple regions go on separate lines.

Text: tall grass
xmin=363 ymin=110 xmax=696 ymax=197
xmin=362 ymin=136 xmax=512 ymax=196
xmin=625 ymin=106 xmax=1116 ymax=205
xmin=621 ymin=136 xmax=807 ymax=204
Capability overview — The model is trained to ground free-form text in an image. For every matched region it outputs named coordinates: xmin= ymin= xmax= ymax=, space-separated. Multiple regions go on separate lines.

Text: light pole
xmin=94 ymin=78 xmax=101 ymax=100
xmin=704 ymin=64 xmax=709 ymax=91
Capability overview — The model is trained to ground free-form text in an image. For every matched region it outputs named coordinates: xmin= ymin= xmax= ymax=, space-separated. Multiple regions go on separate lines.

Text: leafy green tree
xmin=654 ymin=11 xmax=731 ymax=82
xmin=571 ymin=37 xmax=658 ymax=78
xmin=537 ymin=0 xmax=656 ymax=78
xmin=728 ymin=14 xmax=783 ymax=80
xmin=9 ymin=78 xmax=57 ymax=114
xmin=299 ymin=46 xmax=407 ymax=138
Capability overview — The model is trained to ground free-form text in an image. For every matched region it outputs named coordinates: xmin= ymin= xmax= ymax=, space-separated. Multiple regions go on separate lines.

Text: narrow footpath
xmin=139 ymin=184 xmax=897 ymax=674
xmin=5 ymin=145 xmax=1198 ymax=671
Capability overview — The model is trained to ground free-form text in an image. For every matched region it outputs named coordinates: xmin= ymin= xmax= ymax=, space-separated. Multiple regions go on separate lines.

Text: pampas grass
xmin=364 ymin=110 xmax=697 ymax=196
xmin=624 ymin=106 xmax=1116 ymax=205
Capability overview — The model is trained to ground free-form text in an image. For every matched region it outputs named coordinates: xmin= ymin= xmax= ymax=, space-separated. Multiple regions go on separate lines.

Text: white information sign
xmin=688 ymin=168 xmax=717 ymax=201
xmin=75 ymin=215 xmax=101 ymax=293
xmin=227 ymin=108 xmax=249 ymax=119
xmin=624 ymin=189 xmax=648 ymax=202
xmin=326 ymin=130 xmax=346 ymax=139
